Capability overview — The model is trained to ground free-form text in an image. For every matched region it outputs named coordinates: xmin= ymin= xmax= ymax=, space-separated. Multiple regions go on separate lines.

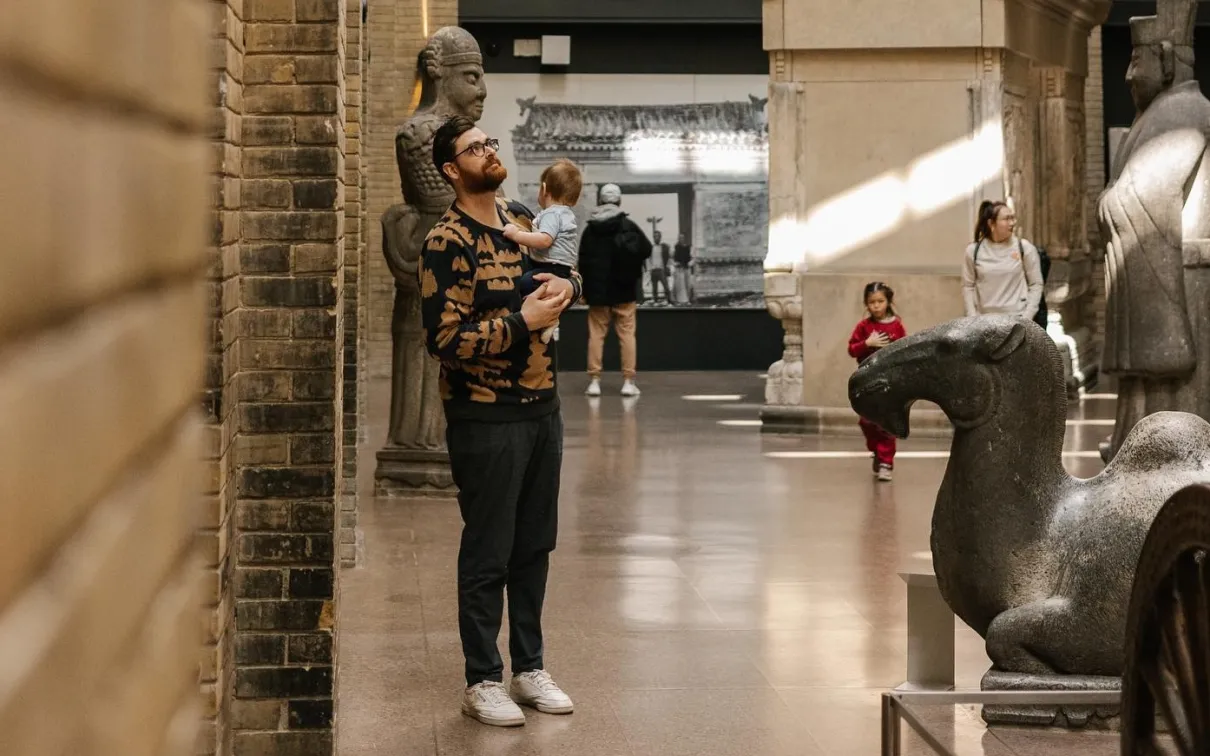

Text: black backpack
xmin=973 ymin=239 xmax=1049 ymax=330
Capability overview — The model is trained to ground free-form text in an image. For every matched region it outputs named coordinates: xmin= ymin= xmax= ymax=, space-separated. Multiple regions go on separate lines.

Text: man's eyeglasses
xmin=454 ymin=137 xmax=500 ymax=159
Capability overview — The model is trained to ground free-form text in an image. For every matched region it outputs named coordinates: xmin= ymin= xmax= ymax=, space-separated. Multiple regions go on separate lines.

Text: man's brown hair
xmin=540 ymin=159 xmax=582 ymax=205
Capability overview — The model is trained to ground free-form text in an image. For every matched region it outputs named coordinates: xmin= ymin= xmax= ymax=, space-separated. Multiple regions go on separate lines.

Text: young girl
xmin=847 ymin=282 xmax=906 ymax=481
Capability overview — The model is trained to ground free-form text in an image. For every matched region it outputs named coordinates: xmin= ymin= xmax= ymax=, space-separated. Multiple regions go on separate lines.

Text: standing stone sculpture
xmin=1098 ymin=0 xmax=1210 ymax=461
xmin=848 ymin=316 xmax=1210 ymax=727
xmin=374 ymin=26 xmax=486 ymax=495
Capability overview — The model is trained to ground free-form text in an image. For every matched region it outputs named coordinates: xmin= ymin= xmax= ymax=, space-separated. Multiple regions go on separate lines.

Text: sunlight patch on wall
xmin=623 ymin=130 xmax=768 ymax=177
xmin=764 ymin=121 xmax=1004 ymax=272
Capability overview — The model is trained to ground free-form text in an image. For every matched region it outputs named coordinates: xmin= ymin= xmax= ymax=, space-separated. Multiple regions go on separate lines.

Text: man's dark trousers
xmin=446 ymin=410 xmax=562 ymax=686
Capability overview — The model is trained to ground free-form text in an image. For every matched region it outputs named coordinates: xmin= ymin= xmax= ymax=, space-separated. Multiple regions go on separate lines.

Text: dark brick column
xmin=340 ymin=0 xmax=365 ymax=568
xmin=230 ymin=1 xmax=347 ymax=753
xmin=205 ymin=2 xmax=245 ymax=753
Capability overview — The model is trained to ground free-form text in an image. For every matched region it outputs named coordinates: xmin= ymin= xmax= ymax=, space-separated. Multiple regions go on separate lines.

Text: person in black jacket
xmin=577 ymin=183 xmax=652 ymax=397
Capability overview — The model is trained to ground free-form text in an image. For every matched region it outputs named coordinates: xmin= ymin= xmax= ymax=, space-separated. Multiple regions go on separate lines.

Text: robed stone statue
xmin=375 ymin=27 xmax=486 ymax=493
xmin=1098 ymin=0 xmax=1210 ymax=460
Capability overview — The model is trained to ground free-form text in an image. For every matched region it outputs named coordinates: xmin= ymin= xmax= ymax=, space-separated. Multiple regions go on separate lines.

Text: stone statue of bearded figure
xmin=380 ymin=27 xmax=486 ymax=454
xmin=1097 ymin=0 xmax=1210 ymax=460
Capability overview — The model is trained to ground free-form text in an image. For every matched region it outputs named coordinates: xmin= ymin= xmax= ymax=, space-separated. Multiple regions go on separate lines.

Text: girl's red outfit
xmin=848 ymin=316 xmax=907 ymax=468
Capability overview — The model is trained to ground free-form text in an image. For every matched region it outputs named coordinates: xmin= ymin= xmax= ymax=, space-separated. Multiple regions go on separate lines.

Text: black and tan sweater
xmin=419 ymin=199 xmax=582 ymax=422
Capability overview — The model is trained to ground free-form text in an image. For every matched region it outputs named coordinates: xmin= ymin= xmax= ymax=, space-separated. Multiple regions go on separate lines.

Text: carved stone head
xmin=1128 ymin=0 xmax=1197 ymax=110
xmin=419 ymin=26 xmax=487 ymax=122
xmin=848 ymin=316 xmax=1045 ymax=437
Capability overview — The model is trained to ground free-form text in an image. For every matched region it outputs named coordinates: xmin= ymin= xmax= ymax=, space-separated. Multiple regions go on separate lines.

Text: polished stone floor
xmin=337 ymin=370 xmax=1122 ymax=755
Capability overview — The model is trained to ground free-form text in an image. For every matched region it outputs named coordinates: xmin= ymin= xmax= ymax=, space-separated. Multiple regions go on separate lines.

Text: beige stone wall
xmin=763 ymin=0 xmax=1110 ymax=414
xmin=769 ymin=48 xmax=987 ymax=273
xmin=800 ymin=272 xmax=966 ymax=408
xmin=364 ymin=0 xmax=458 ymax=377
xmin=0 ymin=0 xmax=212 ymax=754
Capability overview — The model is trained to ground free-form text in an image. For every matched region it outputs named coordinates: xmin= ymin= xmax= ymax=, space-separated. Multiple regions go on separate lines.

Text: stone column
xmin=341 ymin=0 xmax=366 ymax=566
xmin=1035 ymin=66 xmax=1098 ymax=391
xmin=761 ymin=0 xmax=1110 ymax=433
xmin=227 ymin=1 xmax=348 ymax=753
xmin=1082 ymin=26 xmax=1109 ymax=374
xmin=759 ymin=271 xmax=804 ymax=430
xmin=204 ymin=1 xmax=245 ymax=752
xmin=759 ymin=67 xmax=807 ymax=430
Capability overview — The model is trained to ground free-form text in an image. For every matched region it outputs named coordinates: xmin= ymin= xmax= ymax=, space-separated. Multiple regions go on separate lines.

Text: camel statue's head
xmin=848 ymin=315 xmax=1039 ymax=438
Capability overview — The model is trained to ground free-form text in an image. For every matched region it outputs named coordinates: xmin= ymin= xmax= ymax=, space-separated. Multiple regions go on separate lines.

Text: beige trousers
xmin=586 ymin=303 xmax=637 ymax=379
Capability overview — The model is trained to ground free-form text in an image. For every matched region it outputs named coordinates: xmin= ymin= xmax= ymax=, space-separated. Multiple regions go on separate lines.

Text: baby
xmin=504 ymin=158 xmax=582 ymax=343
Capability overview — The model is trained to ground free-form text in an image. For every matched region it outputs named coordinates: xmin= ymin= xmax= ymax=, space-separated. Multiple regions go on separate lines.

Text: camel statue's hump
xmin=1110 ymin=411 xmax=1210 ymax=475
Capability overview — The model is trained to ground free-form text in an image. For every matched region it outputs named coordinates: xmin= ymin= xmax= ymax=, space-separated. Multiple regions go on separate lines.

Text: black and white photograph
xmin=480 ymin=73 xmax=770 ymax=309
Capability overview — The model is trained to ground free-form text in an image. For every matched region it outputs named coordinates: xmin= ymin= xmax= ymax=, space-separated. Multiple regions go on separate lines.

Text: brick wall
xmin=364 ymin=0 xmax=459 ymax=378
xmin=341 ymin=0 xmax=366 ymax=567
xmin=226 ymin=0 xmax=348 ymax=753
xmin=356 ymin=1 xmax=370 ymax=445
xmin=203 ymin=0 xmax=245 ymax=752
xmin=1084 ymin=25 xmax=1107 ymax=360
xmin=0 ymin=0 xmax=211 ymax=754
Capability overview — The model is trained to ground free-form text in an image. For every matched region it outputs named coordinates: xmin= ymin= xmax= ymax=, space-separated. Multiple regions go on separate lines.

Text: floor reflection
xmin=338 ymin=371 xmax=1115 ymax=756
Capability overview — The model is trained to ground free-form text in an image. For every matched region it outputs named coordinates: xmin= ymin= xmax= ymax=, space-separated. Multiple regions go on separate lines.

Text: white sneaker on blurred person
xmin=620 ymin=379 xmax=640 ymax=397
xmin=585 ymin=378 xmax=601 ymax=397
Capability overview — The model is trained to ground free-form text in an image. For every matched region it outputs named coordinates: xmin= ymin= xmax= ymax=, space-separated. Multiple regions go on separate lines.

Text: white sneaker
xmin=876 ymin=465 xmax=893 ymax=482
xmin=510 ymin=669 xmax=574 ymax=715
xmin=462 ymin=681 xmax=526 ymax=727
xmin=585 ymin=378 xmax=601 ymax=397
xmin=620 ymin=379 xmax=640 ymax=397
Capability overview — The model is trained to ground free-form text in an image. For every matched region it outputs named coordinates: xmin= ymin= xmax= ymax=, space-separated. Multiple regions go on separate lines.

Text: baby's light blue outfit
xmin=531 ymin=205 xmax=579 ymax=268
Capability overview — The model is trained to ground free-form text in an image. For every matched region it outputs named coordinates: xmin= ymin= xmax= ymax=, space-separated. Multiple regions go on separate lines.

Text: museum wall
xmin=466 ymin=20 xmax=783 ymax=370
xmin=460 ymin=0 xmax=760 ymax=24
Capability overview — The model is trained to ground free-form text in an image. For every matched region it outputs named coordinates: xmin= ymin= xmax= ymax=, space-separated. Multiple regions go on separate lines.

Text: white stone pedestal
xmin=896 ymin=555 xmax=956 ymax=692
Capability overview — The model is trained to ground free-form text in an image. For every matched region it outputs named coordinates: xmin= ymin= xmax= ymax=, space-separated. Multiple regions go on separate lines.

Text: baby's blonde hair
xmin=540 ymin=159 xmax=582 ymax=205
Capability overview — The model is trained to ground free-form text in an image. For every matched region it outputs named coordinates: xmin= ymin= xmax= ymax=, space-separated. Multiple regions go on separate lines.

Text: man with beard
xmin=421 ymin=115 xmax=579 ymax=727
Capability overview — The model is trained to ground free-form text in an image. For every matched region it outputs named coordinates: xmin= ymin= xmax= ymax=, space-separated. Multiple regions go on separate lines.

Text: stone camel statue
xmin=848 ymin=315 xmax=1210 ymax=678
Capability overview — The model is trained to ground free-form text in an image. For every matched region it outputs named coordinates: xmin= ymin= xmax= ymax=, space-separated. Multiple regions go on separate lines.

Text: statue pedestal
xmin=760 ymin=271 xmax=803 ymax=426
xmin=374 ymin=446 xmax=456 ymax=497
xmin=980 ymin=669 xmax=1120 ymax=729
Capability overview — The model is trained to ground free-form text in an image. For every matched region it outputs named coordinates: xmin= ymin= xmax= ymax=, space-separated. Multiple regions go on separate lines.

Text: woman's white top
xmin=961 ymin=235 xmax=1043 ymax=319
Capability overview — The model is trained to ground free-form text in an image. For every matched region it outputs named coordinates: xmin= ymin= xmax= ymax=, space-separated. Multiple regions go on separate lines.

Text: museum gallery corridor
xmin=337 ymin=372 xmax=1120 ymax=756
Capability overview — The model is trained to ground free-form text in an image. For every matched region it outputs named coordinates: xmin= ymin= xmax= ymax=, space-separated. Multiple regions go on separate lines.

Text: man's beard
xmin=466 ymin=160 xmax=507 ymax=193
